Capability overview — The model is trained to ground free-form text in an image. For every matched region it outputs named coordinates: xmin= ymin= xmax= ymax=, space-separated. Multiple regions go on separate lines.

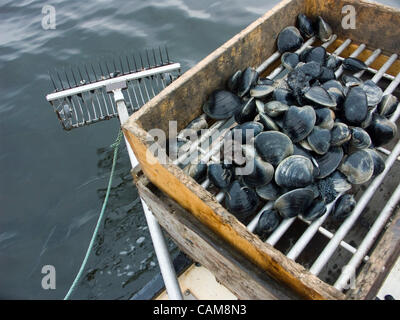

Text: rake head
xmin=46 ymin=47 xmax=181 ymax=130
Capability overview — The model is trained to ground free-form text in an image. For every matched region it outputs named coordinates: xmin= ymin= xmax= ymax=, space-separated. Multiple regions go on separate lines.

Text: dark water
xmin=0 ymin=0 xmax=398 ymax=300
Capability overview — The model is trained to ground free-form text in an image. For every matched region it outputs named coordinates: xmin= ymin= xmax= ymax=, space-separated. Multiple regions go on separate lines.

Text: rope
xmin=64 ymin=129 xmax=124 ymax=300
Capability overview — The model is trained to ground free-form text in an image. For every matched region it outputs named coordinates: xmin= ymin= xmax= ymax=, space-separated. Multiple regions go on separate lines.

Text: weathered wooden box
xmin=124 ymin=0 xmax=400 ymax=299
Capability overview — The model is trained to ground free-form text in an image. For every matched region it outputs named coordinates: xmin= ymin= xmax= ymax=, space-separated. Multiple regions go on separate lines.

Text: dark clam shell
xmin=283 ymin=105 xmax=316 ymax=143
xmin=234 ymin=121 xmax=263 ymax=144
xmin=361 ymin=110 xmax=374 ymax=129
xmin=350 ymin=127 xmax=372 ymax=149
xmin=256 ymin=181 xmax=282 ymax=201
xmin=273 ymin=88 xmax=297 ymax=105
xmin=293 ymin=144 xmax=314 ymax=162
xmin=203 ymin=90 xmax=242 ymax=120
xmin=325 ymin=55 xmax=341 ymax=70
xmin=331 ymin=122 xmax=351 ymax=146
xmin=332 ymin=194 xmax=356 ymax=221
xmin=250 ymin=84 xmax=275 ymax=98
xmin=255 ymin=131 xmax=294 ymax=167
xmin=225 ymin=180 xmax=260 ymax=222
xmin=304 ymin=86 xmax=337 ymax=108
xmin=315 ymin=147 xmax=344 ymax=179
xmin=257 ymin=113 xmax=280 ymax=131
xmin=343 ymin=86 xmax=368 ymax=125
xmin=339 ymin=150 xmax=374 ymax=185
xmin=323 ymin=80 xmax=345 ymax=108
xmin=343 ymin=57 xmax=368 ymax=72
xmin=304 ymin=184 xmax=320 ymax=199
xmin=342 ymin=74 xmax=363 ymax=87
xmin=299 ymin=47 xmax=313 ymax=62
xmin=315 ymin=108 xmax=335 ymax=130
xmin=298 ymin=61 xmax=323 ymax=79
xmin=275 ymin=155 xmax=314 ymax=189
xmin=305 ymin=46 xmax=326 ymax=65
xmin=365 ymin=149 xmax=386 ymax=177
xmin=235 ymin=98 xmax=257 ymax=124
xmin=254 ymin=209 xmax=281 ymax=238
xmin=366 ymin=113 xmax=397 ymax=147
xmin=297 ymin=13 xmax=315 ymax=38
xmin=227 ymin=70 xmax=242 ymax=93
xmin=237 ymin=67 xmax=259 ymax=97
xmin=207 ymin=163 xmax=234 ymax=189
xmin=378 ymin=94 xmax=398 ymax=118
xmin=274 ymin=188 xmax=314 ymax=219
xmin=302 ymin=199 xmax=327 ymax=222
xmin=277 ymin=26 xmax=304 ymax=53
xmin=282 ymin=52 xmax=300 ymax=70
xmin=258 ymin=78 xmax=275 ymax=85
xmin=241 ymin=156 xmax=274 ymax=188
xmin=264 ymin=101 xmax=289 ymax=117
xmin=361 ymin=80 xmax=383 ymax=107
xmin=317 ymin=16 xmax=333 ymax=42
xmin=307 ymin=126 xmax=331 ymax=155
xmin=319 ymin=67 xmax=336 ymax=83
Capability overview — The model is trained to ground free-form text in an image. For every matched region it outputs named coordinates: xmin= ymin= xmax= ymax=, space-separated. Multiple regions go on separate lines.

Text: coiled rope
xmin=64 ymin=129 xmax=124 ymax=300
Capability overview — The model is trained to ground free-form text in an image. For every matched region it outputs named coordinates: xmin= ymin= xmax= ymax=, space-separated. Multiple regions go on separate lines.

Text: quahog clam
xmin=366 ymin=113 xmax=397 ymax=147
xmin=350 ymin=127 xmax=372 ymax=149
xmin=277 ymin=26 xmax=304 ymax=53
xmin=207 ymin=163 xmax=234 ymax=190
xmin=225 ymin=180 xmax=260 ymax=222
xmin=307 ymin=126 xmax=331 ymax=155
xmin=332 ymin=194 xmax=356 ymax=221
xmin=203 ymin=90 xmax=242 ymax=120
xmin=274 ymin=188 xmax=314 ymax=219
xmin=339 ymin=150 xmax=374 ymax=185
xmin=275 ymin=155 xmax=314 ymax=189
xmin=297 ymin=13 xmax=315 ymax=38
xmin=254 ymin=209 xmax=281 ymax=238
xmin=343 ymin=86 xmax=368 ymax=125
xmin=301 ymin=199 xmax=327 ymax=222
xmin=255 ymin=131 xmax=294 ymax=167
xmin=283 ymin=105 xmax=316 ymax=143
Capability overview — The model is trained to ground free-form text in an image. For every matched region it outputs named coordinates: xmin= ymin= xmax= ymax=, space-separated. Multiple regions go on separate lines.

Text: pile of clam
xmin=182 ymin=14 xmax=398 ymax=239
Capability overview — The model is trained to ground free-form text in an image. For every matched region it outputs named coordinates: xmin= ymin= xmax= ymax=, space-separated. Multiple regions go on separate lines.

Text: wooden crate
xmin=124 ymin=0 xmax=400 ymax=300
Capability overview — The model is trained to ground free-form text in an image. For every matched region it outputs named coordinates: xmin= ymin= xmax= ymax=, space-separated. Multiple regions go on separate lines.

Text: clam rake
xmin=45 ymin=48 xmax=184 ymax=300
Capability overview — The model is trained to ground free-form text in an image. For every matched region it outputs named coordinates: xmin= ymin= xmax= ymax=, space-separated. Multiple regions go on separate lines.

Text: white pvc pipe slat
xmin=334 ymin=183 xmax=400 ymax=290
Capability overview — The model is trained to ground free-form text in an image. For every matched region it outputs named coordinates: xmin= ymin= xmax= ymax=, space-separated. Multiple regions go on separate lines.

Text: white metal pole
xmin=114 ymin=90 xmax=183 ymax=300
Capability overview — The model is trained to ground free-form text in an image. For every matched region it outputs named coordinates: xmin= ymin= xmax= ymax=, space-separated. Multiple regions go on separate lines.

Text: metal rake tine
xmin=70 ymin=66 xmax=79 ymax=86
xmin=48 ymin=71 xmax=57 ymax=91
xmin=98 ymin=60 xmax=106 ymax=79
xmin=90 ymin=63 xmax=98 ymax=81
xmin=77 ymin=66 xmax=85 ymax=84
xmin=152 ymin=48 xmax=158 ymax=66
xmin=119 ymin=55 xmax=125 ymax=74
xmin=132 ymin=52 xmax=139 ymax=72
xmin=112 ymin=58 xmax=118 ymax=74
xmin=125 ymin=55 xmax=132 ymax=73
xmin=84 ymin=64 xmax=92 ymax=83
xmin=139 ymin=52 xmax=145 ymax=70
xmin=64 ymin=68 xmax=73 ymax=88
xmin=165 ymin=46 xmax=170 ymax=63
xmin=105 ymin=59 xmax=112 ymax=78
xmin=159 ymin=46 xmax=164 ymax=65
xmin=145 ymin=49 xmax=151 ymax=69
xmin=56 ymin=70 xmax=65 ymax=90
